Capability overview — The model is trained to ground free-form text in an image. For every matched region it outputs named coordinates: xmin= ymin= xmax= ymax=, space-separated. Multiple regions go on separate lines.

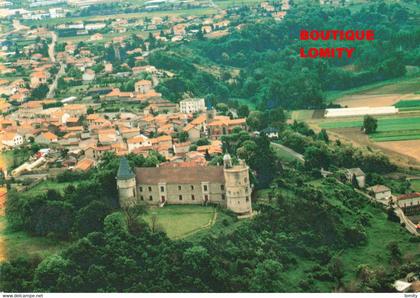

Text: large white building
xmin=179 ymin=98 xmax=206 ymax=114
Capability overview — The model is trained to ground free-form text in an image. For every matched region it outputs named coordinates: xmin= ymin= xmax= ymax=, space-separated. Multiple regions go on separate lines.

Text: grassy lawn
xmin=24 ymin=180 xmax=78 ymax=196
xmin=272 ymin=143 xmax=302 ymax=163
xmin=411 ymin=179 xmax=420 ymax=192
xmin=0 ymin=216 xmax=69 ymax=261
xmin=143 ymin=205 xmax=216 ymax=239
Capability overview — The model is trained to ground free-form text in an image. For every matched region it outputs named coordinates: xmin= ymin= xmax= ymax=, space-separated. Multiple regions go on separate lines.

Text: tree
xmin=387 ymin=241 xmax=401 ymax=263
xmin=363 ymin=115 xmax=378 ymax=134
xmin=30 ymin=84 xmax=49 ymax=100
xmin=74 ymin=200 xmax=111 ymax=237
xmin=249 ymin=259 xmax=285 ymax=292
xmin=237 ymin=104 xmax=250 ymax=118
xmin=318 ymin=129 xmax=329 ymax=143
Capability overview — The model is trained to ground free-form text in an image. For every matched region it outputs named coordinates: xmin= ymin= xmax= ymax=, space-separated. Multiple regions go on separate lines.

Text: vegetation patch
xmin=143 ymin=205 xmax=216 ymax=239
xmin=0 ymin=217 xmax=68 ymax=261
xmin=394 ymin=99 xmax=420 ymax=111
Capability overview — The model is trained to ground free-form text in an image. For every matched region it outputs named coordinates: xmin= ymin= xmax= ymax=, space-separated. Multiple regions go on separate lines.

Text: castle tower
xmin=116 ymin=157 xmax=137 ymax=208
xmin=223 ymin=154 xmax=252 ymax=214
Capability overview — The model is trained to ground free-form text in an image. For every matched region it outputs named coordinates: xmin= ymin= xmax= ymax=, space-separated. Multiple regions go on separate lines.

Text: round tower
xmin=116 ymin=157 xmax=137 ymax=208
xmin=223 ymin=155 xmax=252 ymax=214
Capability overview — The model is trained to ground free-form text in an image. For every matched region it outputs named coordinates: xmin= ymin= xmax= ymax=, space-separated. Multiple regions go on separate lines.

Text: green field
xmin=0 ymin=217 xmax=68 ymax=261
xmin=411 ymin=179 xmax=420 ymax=192
xmin=320 ymin=116 xmax=420 ymax=142
xmin=272 ymin=143 xmax=303 ymax=163
xmin=24 ymin=180 xmax=78 ymax=196
xmin=143 ymin=205 xmax=216 ymax=239
xmin=394 ymin=99 xmax=420 ymax=111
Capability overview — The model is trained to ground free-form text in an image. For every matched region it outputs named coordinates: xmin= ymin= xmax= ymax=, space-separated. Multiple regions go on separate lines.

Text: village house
xmin=345 ymin=168 xmax=366 ymax=188
xmin=34 ymin=131 xmax=58 ymax=145
xmin=135 ymin=80 xmax=153 ymax=94
xmin=396 ymin=192 xmax=420 ymax=216
xmin=30 ymin=71 xmax=49 ymax=88
xmin=127 ymin=135 xmax=152 ymax=153
xmin=179 ymin=97 xmax=206 ymax=114
xmin=367 ymin=185 xmax=392 ymax=201
xmin=82 ymin=69 xmax=96 ymax=82
xmin=207 ymin=116 xmax=247 ymax=140
xmin=1 ymin=132 xmax=24 ymax=148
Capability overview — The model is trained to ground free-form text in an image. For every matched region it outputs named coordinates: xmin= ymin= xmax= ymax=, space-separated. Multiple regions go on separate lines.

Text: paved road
xmin=271 ymin=142 xmax=305 ymax=162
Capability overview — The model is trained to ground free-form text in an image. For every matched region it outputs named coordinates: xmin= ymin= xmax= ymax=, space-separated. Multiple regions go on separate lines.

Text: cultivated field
xmin=320 ymin=116 xmax=420 ymax=142
xmin=306 ymin=76 xmax=420 ymax=167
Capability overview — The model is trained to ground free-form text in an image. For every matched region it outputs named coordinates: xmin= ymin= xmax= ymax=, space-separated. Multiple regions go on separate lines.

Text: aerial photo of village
xmin=0 ymin=0 xmax=419 ymax=294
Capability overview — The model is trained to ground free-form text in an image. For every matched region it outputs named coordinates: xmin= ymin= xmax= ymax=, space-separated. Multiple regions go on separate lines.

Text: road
xmin=0 ymin=19 xmax=29 ymax=39
xmin=48 ymin=31 xmax=57 ymax=63
xmin=395 ymin=207 xmax=419 ymax=236
xmin=271 ymin=142 xmax=305 ymax=162
xmin=47 ymin=62 xmax=65 ymax=99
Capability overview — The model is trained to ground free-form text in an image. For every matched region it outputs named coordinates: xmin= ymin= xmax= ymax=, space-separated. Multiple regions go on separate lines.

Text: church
xmin=116 ymin=154 xmax=252 ymax=214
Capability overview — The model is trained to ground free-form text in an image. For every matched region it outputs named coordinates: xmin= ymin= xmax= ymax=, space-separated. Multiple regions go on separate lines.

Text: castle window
xmin=160 ymin=186 xmax=165 ymax=192
xmin=139 ymin=187 xmax=143 ymax=192
xmin=178 ymin=185 xmax=182 ymax=191
xmin=179 ymin=195 xmax=183 ymax=200
xmin=203 ymin=185 xmax=208 ymax=191
xmin=246 ymin=187 xmax=248 ymax=192
xmin=204 ymin=194 xmax=208 ymax=201
xmin=140 ymin=195 xmax=144 ymax=201
xmin=149 ymin=195 xmax=153 ymax=201
xmin=148 ymin=186 xmax=152 ymax=192
xmin=244 ymin=177 xmax=247 ymax=183
xmin=221 ymin=184 xmax=224 ymax=191
xmin=192 ymin=195 xmax=195 ymax=200
xmin=246 ymin=196 xmax=249 ymax=202
xmin=191 ymin=185 xmax=194 ymax=190
xmin=221 ymin=194 xmax=225 ymax=200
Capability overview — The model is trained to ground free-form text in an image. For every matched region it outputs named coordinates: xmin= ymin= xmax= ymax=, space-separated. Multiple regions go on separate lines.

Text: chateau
xmin=116 ymin=154 xmax=252 ymax=214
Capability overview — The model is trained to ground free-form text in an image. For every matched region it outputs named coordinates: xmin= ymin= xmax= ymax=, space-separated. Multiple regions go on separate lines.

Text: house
xmin=30 ymin=71 xmax=48 ymax=88
xmin=179 ymin=98 xmax=206 ymax=114
xmin=82 ymin=69 xmax=95 ymax=82
xmin=208 ymin=117 xmax=247 ymax=140
xmin=135 ymin=80 xmax=152 ymax=94
xmin=104 ymin=63 xmax=113 ymax=73
xmin=74 ymin=158 xmax=95 ymax=171
xmin=367 ymin=185 xmax=392 ymax=201
xmin=396 ymin=192 xmax=420 ymax=216
xmin=34 ymin=131 xmax=58 ymax=144
xmin=345 ymin=168 xmax=366 ymax=188
xmin=1 ymin=132 xmax=24 ymax=147
xmin=127 ymin=135 xmax=152 ymax=153
xmin=261 ymin=127 xmax=279 ymax=139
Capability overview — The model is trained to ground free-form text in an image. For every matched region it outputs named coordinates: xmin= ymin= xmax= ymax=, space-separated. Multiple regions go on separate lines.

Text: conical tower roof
xmin=117 ymin=157 xmax=135 ymax=180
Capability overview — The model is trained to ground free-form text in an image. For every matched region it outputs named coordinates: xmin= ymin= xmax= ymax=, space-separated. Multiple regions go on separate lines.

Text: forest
xmin=150 ymin=1 xmax=419 ymax=110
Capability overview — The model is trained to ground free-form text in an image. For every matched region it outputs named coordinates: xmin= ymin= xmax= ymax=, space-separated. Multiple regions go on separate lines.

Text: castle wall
xmin=117 ymin=178 xmax=137 ymax=208
xmin=136 ymin=182 xmax=226 ymax=206
xmin=224 ymin=165 xmax=252 ymax=214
